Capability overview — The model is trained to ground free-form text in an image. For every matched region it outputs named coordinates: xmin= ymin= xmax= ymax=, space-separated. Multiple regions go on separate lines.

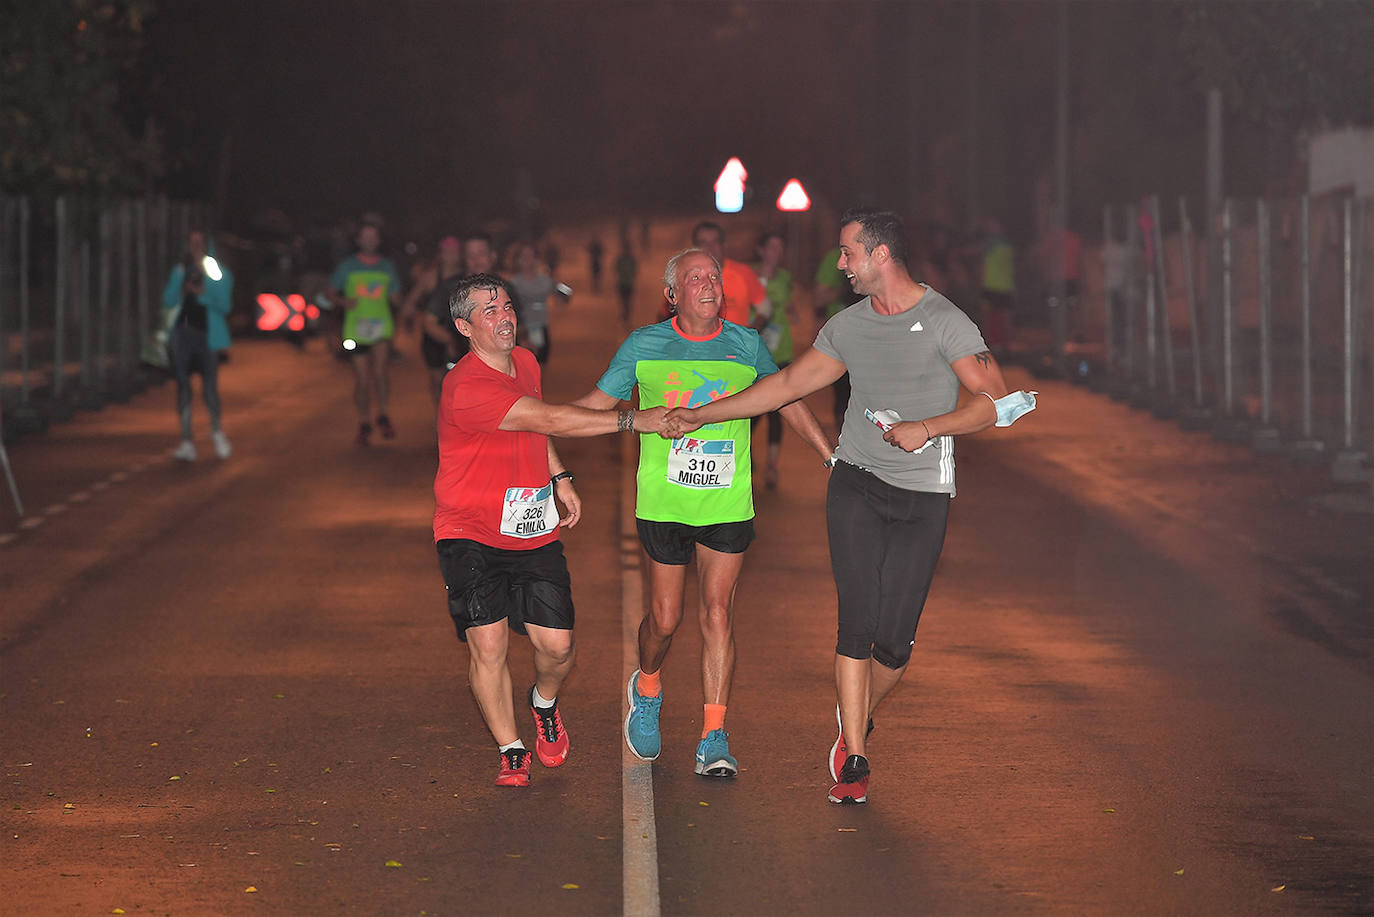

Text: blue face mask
xmin=993 ymin=390 xmax=1037 ymax=427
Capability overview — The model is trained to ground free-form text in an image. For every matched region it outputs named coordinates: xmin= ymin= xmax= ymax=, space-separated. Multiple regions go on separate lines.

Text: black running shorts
xmin=826 ymin=461 xmax=949 ymax=669
xmin=436 ymin=538 xmax=574 ymax=641
xmin=635 ymin=518 xmax=755 ymax=566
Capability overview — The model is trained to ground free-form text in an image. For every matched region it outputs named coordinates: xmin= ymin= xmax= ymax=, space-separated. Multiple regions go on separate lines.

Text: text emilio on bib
xmin=501 ymin=482 xmax=558 ymax=538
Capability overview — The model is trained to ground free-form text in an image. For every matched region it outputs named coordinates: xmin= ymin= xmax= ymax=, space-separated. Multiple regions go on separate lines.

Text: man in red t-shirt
xmin=435 ymin=273 xmax=665 ymax=787
xmin=692 ymin=220 xmax=766 ymax=327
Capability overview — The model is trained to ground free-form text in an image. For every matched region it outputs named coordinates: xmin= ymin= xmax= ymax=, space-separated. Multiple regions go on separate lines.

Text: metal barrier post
xmin=1144 ymin=268 xmax=1158 ymax=394
xmin=1177 ymin=197 xmax=1211 ymax=429
xmin=1115 ymin=202 xmax=1140 ymax=399
xmin=0 ymin=404 xmax=23 ymax=516
xmin=97 ymin=205 xmax=111 ymax=392
xmin=112 ymin=200 xmax=134 ymax=401
xmin=10 ymin=197 xmax=45 ymax=433
xmin=1215 ymin=198 xmax=1250 ymax=440
xmin=1150 ymin=194 xmax=1177 ymax=415
xmin=1290 ymin=195 xmax=1325 ymax=460
xmin=77 ymin=230 xmax=102 ymax=411
xmin=1102 ymin=204 xmax=1115 ymax=374
xmin=53 ymin=196 xmax=71 ymax=412
xmin=1332 ymin=197 xmax=1370 ymax=482
xmin=1253 ymin=199 xmax=1280 ymax=451
xmin=0 ymin=197 xmax=8 ymax=408
xmin=134 ymin=199 xmax=149 ymax=392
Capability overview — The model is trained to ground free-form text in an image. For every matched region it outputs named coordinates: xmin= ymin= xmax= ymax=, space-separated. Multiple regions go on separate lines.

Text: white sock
xmin=499 ymin=739 xmax=526 ymax=753
xmin=531 ymin=686 xmax=556 ymax=709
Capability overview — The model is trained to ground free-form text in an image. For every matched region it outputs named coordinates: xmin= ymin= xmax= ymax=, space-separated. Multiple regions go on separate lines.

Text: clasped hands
xmin=629 ymin=406 xmax=706 ymax=439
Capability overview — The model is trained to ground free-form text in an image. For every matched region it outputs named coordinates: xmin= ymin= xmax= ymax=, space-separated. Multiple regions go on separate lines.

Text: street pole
xmin=1051 ymin=0 xmax=1070 ymax=378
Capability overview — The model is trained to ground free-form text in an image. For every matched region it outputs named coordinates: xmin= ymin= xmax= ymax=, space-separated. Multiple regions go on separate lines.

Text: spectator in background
xmin=751 ymin=231 xmax=798 ymax=489
xmin=405 ymin=235 xmax=464 ymax=403
xmin=508 ymin=240 xmax=569 ymax=365
xmin=330 ymin=222 xmax=402 ymax=445
xmin=587 ymin=236 xmax=605 ymax=292
xmin=163 ymin=228 xmax=233 ymax=462
xmin=691 ymin=221 xmax=766 ymax=327
xmin=978 ymin=218 xmax=1016 ymax=356
xmin=614 ymin=243 xmax=638 ymax=324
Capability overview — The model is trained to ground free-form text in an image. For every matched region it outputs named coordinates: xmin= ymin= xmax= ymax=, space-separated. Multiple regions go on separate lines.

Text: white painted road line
xmin=620 ymin=434 xmax=660 ymax=917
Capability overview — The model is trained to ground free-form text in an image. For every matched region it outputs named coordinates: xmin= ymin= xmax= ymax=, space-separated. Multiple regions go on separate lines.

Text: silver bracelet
xmin=617 ymin=409 xmax=635 ymax=432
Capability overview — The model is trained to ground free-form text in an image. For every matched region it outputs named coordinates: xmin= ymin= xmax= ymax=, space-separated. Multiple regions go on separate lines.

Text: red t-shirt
xmin=721 ymin=259 xmax=765 ymax=326
xmin=433 ymin=347 xmax=559 ymax=550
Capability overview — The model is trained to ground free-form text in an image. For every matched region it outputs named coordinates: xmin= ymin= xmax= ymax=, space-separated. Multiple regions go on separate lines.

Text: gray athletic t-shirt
xmin=813 ymin=285 xmax=987 ymax=495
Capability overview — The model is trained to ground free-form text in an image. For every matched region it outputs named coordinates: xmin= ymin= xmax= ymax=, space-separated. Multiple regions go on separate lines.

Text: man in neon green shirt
xmin=331 ymin=222 xmax=402 ymax=445
xmin=573 ymin=249 xmax=832 ymax=778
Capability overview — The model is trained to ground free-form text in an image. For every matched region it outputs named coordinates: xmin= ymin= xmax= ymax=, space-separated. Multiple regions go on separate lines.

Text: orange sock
xmin=636 ymin=669 xmax=662 ymax=697
xmin=702 ymin=704 xmax=727 ymax=737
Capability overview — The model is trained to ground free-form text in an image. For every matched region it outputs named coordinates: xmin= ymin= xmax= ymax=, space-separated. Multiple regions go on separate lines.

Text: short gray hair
xmin=450 ymin=272 xmax=510 ymax=322
xmin=663 ymin=248 xmax=720 ymax=294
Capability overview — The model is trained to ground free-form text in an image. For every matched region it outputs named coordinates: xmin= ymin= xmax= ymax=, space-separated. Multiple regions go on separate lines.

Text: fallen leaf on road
xmin=1298 ymin=835 xmax=1314 ymax=841
xmin=168 ymin=776 xmax=180 ymax=781
xmin=1271 ymin=884 xmax=1286 ymax=892
xmin=506 ymin=853 xmax=522 ymax=859
xmin=273 ymin=694 xmax=285 ymax=699
xmin=698 ymin=801 xmax=709 ymax=807
xmin=1173 ymin=868 xmax=1185 ymax=876
xmin=838 ymin=828 xmax=857 ymax=833
xmin=562 ymin=884 xmax=579 ymax=890
xmin=245 ymin=886 xmax=257 ymax=893
xmin=64 ymin=803 xmax=75 ymax=810
xmin=265 ymin=789 xmax=276 ymax=794
xmin=149 ymin=743 xmax=158 ymax=747
xmin=1102 ymin=808 xmax=1116 ymax=813
xmin=385 ymin=860 xmax=403 ymax=868
xmin=595 ymin=836 xmax=610 ymax=840
xmin=112 ymin=909 xmax=125 ymax=914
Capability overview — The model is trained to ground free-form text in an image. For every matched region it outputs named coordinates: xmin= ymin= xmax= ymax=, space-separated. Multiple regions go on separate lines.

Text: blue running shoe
xmin=624 ymin=669 xmax=662 ymax=761
xmin=694 ymin=728 xmax=738 ymax=778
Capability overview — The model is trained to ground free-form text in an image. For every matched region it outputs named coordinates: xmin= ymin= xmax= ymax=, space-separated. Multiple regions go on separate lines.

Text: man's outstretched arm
xmin=501 ymin=396 xmax=664 ymax=438
xmin=666 ymin=347 xmax=847 ymax=435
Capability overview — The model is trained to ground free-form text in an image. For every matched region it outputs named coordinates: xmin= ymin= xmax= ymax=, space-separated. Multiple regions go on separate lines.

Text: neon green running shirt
xmin=595 ymin=317 xmax=779 ymax=524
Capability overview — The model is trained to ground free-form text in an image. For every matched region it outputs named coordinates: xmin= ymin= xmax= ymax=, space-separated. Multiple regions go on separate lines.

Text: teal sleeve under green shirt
xmin=595 ymin=317 xmax=780 ymax=525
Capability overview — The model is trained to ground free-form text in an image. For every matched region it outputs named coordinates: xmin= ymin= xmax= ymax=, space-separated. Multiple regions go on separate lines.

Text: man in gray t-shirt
xmin=664 ymin=209 xmax=1022 ymax=807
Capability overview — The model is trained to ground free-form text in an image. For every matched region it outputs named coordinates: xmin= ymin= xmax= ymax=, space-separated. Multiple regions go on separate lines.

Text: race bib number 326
xmin=501 ymin=483 xmax=558 ymax=538
xmin=667 ymin=437 xmax=734 ymax=489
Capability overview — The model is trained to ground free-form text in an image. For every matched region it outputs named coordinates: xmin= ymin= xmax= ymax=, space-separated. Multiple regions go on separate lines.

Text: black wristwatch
xmin=551 ymin=471 xmax=575 ymax=484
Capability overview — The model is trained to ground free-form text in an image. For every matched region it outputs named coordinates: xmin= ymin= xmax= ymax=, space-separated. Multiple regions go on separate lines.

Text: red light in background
xmin=256 ymin=293 xmax=289 ymax=330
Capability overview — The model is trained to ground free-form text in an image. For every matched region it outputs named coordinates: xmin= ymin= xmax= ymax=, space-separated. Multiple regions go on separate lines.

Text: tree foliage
xmin=1179 ymin=0 xmax=1374 ymax=131
xmin=0 ymin=0 xmax=159 ymax=194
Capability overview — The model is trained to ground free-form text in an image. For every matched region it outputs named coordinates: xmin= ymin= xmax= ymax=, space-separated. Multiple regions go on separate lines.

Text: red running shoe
xmin=829 ymin=706 xmax=875 ymax=782
xmin=827 ymin=754 xmax=870 ymax=805
xmin=495 ymin=747 xmax=531 ymax=787
xmin=529 ymin=686 xmax=570 ymax=767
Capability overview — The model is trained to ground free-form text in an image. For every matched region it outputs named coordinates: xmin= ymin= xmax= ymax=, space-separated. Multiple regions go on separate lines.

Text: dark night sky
xmin=138 ymin=1 xmax=1272 ymax=243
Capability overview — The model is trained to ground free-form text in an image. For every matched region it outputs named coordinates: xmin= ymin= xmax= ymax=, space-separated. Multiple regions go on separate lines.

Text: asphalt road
xmin=2 ymin=217 xmax=1371 ymax=916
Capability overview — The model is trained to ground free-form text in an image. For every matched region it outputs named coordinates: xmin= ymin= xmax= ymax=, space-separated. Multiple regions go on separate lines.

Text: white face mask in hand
xmin=991 ymin=390 xmax=1037 ymax=427
xmin=866 ymin=408 xmax=935 ymax=454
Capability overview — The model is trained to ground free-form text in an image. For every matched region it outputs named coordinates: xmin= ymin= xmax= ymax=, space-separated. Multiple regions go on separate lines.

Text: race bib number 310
xmin=501 ymin=483 xmax=558 ymax=538
xmin=667 ymin=437 xmax=734 ymax=489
